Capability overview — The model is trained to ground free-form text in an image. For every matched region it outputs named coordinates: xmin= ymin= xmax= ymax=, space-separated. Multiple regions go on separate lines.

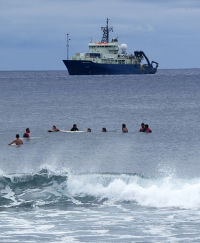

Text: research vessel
xmin=63 ymin=19 xmax=158 ymax=75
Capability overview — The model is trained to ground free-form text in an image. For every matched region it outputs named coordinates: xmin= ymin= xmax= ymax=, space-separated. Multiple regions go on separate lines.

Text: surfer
xmin=87 ymin=128 xmax=91 ymax=132
xmin=23 ymin=128 xmax=30 ymax=138
xmin=8 ymin=134 xmax=23 ymax=145
xmin=139 ymin=123 xmax=145 ymax=132
xmin=122 ymin=124 xmax=128 ymax=133
xmin=71 ymin=124 xmax=79 ymax=131
xmin=102 ymin=128 xmax=107 ymax=132
xmin=48 ymin=125 xmax=60 ymax=132
xmin=144 ymin=124 xmax=152 ymax=133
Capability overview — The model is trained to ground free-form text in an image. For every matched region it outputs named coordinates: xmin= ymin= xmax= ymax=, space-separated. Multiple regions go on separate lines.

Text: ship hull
xmin=63 ymin=60 xmax=157 ymax=75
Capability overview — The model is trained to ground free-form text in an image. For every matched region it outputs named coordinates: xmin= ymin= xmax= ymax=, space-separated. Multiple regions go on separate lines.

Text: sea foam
xmin=67 ymin=173 xmax=200 ymax=209
xmin=1 ymin=170 xmax=200 ymax=209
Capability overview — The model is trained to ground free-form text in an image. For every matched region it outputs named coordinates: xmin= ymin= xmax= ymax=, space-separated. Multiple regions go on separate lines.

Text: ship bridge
xmin=88 ymin=41 xmax=119 ymax=56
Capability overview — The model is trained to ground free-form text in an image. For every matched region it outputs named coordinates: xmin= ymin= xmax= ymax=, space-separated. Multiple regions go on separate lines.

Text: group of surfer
xmin=139 ymin=123 xmax=152 ymax=133
xmin=48 ymin=124 xmax=79 ymax=132
xmin=48 ymin=123 xmax=151 ymax=133
xmin=8 ymin=128 xmax=30 ymax=145
xmin=8 ymin=123 xmax=152 ymax=145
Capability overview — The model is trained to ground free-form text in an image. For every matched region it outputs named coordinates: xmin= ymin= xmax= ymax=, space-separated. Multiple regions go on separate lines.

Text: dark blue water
xmin=0 ymin=69 xmax=200 ymax=242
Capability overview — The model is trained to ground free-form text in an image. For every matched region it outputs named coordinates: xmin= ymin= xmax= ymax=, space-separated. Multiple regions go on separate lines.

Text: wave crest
xmin=1 ymin=169 xmax=200 ymax=209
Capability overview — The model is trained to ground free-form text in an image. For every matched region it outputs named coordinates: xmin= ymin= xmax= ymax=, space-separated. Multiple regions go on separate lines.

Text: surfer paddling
xmin=8 ymin=134 xmax=23 ymax=145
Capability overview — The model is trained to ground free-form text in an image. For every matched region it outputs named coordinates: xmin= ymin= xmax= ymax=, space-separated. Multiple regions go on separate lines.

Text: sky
xmin=0 ymin=0 xmax=200 ymax=70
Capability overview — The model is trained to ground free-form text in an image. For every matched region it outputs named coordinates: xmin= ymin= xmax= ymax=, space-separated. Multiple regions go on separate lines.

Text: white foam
xmin=67 ymin=174 xmax=200 ymax=209
xmin=39 ymin=163 xmax=70 ymax=175
xmin=0 ymin=168 xmax=5 ymax=176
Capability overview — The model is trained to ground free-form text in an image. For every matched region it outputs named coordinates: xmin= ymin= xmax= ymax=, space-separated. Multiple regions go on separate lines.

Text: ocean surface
xmin=0 ymin=69 xmax=200 ymax=242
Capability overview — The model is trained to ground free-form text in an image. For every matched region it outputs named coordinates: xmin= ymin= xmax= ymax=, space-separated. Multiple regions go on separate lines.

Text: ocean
xmin=0 ymin=69 xmax=200 ymax=242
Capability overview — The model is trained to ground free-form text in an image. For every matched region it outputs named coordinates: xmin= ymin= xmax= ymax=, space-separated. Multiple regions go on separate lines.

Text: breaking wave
xmin=1 ymin=169 xmax=200 ymax=209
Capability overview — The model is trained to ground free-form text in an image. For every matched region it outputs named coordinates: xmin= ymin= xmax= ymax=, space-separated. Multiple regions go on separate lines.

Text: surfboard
xmin=9 ymin=143 xmax=23 ymax=146
xmin=60 ymin=130 xmax=87 ymax=133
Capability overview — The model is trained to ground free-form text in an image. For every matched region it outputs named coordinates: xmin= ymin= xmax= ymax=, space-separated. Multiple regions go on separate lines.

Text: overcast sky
xmin=0 ymin=0 xmax=200 ymax=70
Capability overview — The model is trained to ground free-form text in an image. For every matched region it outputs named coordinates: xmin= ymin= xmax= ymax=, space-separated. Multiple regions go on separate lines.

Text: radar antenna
xmin=101 ymin=18 xmax=113 ymax=43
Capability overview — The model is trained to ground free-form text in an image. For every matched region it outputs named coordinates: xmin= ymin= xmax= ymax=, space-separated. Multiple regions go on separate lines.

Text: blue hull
xmin=63 ymin=60 xmax=157 ymax=75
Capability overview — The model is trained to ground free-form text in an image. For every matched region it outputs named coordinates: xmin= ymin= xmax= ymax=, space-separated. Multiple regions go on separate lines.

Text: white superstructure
xmin=72 ymin=39 xmax=142 ymax=65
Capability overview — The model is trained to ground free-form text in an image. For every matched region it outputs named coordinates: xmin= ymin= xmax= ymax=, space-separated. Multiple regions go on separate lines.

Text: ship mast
xmin=101 ymin=18 xmax=113 ymax=43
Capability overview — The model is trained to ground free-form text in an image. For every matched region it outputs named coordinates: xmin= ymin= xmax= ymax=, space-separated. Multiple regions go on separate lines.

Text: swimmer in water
xmin=102 ymin=128 xmax=107 ymax=132
xmin=144 ymin=124 xmax=152 ymax=133
xmin=8 ymin=134 xmax=23 ymax=145
xmin=122 ymin=123 xmax=128 ymax=133
xmin=48 ymin=125 xmax=60 ymax=132
xmin=139 ymin=123 xmax=145 ymax=132
xmin=23 ymin=128 xmax=30 ymax=138
xmin=71 ymin=124 xmax=79 ymax=131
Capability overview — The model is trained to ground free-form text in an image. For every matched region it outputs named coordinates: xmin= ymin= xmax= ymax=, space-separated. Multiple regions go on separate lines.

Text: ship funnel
xmin=120 ymin=43 xmax=128 ymax=54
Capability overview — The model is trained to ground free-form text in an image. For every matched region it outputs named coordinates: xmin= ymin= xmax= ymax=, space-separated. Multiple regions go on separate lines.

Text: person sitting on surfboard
xmin=71 ymin=124 xmax=79 ymax=131
xmin=48 ymin=125 xmax=60 ymax=132
xmin=87 ymin=128 xmax=91 ymax=132
xmin=139 ymin=123 xmax=145 ymax=132
xmin=23 ymin=128 xmax=30 ymax=138
xmin=8 ymin=134 xmax=23 ymax=145
xmin=122 ymin=124 xmax=128 ymax=133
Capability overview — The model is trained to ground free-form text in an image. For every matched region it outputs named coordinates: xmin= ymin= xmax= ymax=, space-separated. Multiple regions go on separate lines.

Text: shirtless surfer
xmin=48 ymin=125 xmax=60 ymax=132
xmin=8 ymin=134 xmax=23 ymax=145
xmin=122 ymin=124 xmax=128 ymax=133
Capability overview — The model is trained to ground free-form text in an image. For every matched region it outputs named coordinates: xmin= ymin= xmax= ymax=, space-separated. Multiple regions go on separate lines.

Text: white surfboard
xmin=9 ymin=143 xmax=23 ymax=146
xmin=60 ymin=130 xmax=87 ymax=133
